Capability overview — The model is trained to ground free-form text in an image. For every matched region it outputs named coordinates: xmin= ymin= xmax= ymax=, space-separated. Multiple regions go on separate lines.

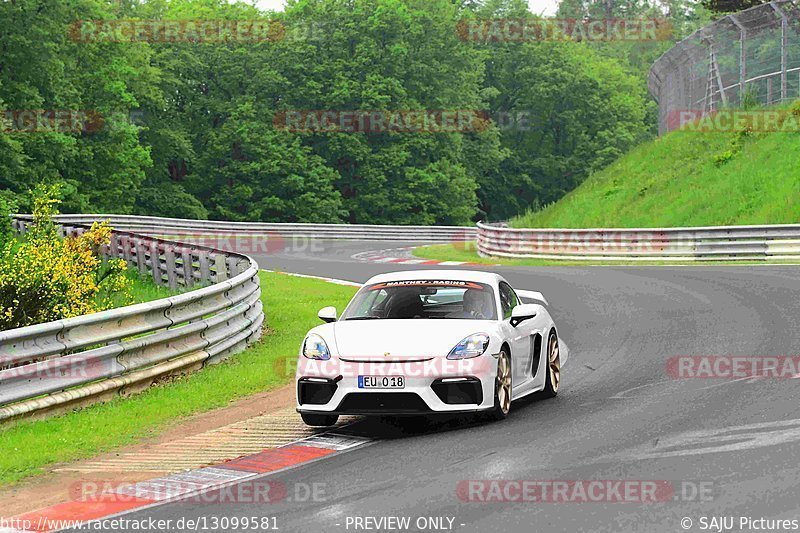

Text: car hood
xmin=331 ymin=319 xmax=496 ymax=361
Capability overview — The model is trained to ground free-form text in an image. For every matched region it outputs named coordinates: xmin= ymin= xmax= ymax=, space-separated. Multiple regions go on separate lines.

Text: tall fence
xmin=0 ymin=217 xmax=263 ymax=422
xmin=649 ymin=0 xmax=800 ymax=134
xmin=477 ymin=221 xmax=800 ymax=261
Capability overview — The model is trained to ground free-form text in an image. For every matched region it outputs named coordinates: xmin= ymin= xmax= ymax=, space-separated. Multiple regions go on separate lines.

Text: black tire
xmin=540 ymin=331 xmax=561 ymax=398
xmin=489 ymin=349 xmax=512 ymax=420
xmin=301 ymin=412 xmax=339 ymax=427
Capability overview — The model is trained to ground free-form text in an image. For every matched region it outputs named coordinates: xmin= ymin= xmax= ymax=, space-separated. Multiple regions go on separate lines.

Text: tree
xmin=0 ymin=0 xmax=157 ymax=213
xmin=469 ymin=0 xmax=651 ymax=219
xmin=274 ymin=0 xmax=501 ymax=224
xmin=0 ymin=0 xmax=665 ymax=225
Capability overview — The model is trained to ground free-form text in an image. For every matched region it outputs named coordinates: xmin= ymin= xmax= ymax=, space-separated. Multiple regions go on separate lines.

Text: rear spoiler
xmin=516 ymin=290 xmax=548 ymax=307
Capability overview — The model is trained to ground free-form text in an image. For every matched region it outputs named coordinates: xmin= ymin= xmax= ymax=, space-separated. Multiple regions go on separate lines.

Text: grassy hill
xmin=511 ymin=113 xmax=800 ymax=229
xmin=413 ymin=106 xmax=800 ymax=265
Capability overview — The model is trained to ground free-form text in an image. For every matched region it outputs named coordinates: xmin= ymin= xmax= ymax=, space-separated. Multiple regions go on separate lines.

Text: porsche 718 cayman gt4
xmin=295 ymin=270 xmax=568 ymax=426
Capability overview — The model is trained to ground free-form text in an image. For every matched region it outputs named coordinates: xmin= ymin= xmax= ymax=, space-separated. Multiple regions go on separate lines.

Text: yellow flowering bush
xmin=0 ymin=185 xmax=133 ymax=330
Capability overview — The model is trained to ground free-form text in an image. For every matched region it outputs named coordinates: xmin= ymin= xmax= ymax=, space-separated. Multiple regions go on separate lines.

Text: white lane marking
xmin=110 ymin=467 xmax=257 ymax=501
xmin=608 ymin=380 xmax=672 ymax=399
xmin=438 ymin=261 xmax=466 ymax=265
xmin=694 ymin=375 xmax=756 ymax=391
xmin=608 ymin=374 xmax=760 ymax=400
xmin=299 ymin=433 xmax=372 ymax=451
xmin=351 ymin=246 xmax=419 ymax=262
xmin=626 ymin=418 xmax=800 ymax=460
xmin=112 ymin=478 xmax=206 ymax=501
xmin=264 ymin=270 xmax=362 ymax=287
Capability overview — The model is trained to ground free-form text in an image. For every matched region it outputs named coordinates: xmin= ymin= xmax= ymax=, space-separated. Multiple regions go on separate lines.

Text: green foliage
xmin=0 ymin=185 xmax=133 ymax=330
xmin=511 ymin=104 xmax=800 ymax=228
xmin=0 ymin=0 xmax=158 ymax=214
xmin=702 ymin=0 xmax=767 ymax=16
xmin=0 ymin=0 xmax=659 ymax=225
xmin=712 ymin=128 xmax=751 ymax=167
xmin=712 ymin=150 xmax=736 ymax=167
xmin=0 ymin=192 xmax=18 ymax=246
xmin=135 ymin=184 xmax=209 ymax=220
xmin=741 ymin=89 xmax=760 ymax=111
xmin=475 ymin=26 xmax=651 ymax=220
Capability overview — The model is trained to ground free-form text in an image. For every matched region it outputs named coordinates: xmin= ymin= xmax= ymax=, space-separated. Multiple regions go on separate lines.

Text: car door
xmin=497 ymin=281 xmax=534 ymax=388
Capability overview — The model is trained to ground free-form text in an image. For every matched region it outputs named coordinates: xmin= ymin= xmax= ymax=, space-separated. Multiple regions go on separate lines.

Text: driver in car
xmin=449 ymin=288 xmax=493 ymax=319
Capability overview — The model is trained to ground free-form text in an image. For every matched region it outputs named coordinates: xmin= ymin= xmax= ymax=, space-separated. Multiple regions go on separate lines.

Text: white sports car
xmin=295 ymin=270 xmax=568 ymax=426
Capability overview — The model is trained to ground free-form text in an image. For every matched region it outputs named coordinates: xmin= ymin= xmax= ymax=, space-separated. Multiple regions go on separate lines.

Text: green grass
xmin=412 ymin=241 xmax=558 ymax=266
xmin=415 ymin=108 xmax=800 ymax=266
xmin=118 ymin=269 xmax=179 ymax=306
xmin=512 ymin=115 xmax=800 ymax=229
xmin=0 ymin=271 xmax=357 ymax=487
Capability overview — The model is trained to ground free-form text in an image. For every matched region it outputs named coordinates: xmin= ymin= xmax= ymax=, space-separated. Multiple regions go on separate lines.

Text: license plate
xmin=358 ymin=375 xmax=405 ymax=389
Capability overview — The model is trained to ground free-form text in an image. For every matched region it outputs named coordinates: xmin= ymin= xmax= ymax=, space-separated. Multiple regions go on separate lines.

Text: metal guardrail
xmin=4 ymin=212 xmax=794 ymax=423
xmin=42 ymin=214 xmax=477 ymax=243
xmin=0 ymin=217 xmax=264 ymax=422
xmin=477 ymin=221 xmax=800 ymax=261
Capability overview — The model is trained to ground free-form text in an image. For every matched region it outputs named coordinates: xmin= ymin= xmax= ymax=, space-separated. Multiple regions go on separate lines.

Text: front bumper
xmin=295 ymin=357 xmax=496 ymax=415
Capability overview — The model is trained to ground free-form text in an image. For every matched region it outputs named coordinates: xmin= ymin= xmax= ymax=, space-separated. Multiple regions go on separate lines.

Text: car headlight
xmin=447 ymin=333 xmax=490 ymax=360
xmin=303 ymin=333 xmax=331 ymax=360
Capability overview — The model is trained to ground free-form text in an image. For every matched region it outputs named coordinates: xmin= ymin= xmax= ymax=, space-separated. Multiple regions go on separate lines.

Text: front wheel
xmin=489 ymin=349 xmax=512 ymax=420
xmin=301 ymin=412 xmax=339 ymax=427
xmin=540 ymin=332 xmax=561 ymax=398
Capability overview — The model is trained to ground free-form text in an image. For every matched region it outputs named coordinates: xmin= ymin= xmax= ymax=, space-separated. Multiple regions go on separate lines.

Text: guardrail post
xmin=198 ymin=251 xmax=211 ymax=282
xmin=214 ymin=253 xmax=228 ymax=282
xmin=151 ymin=241 xmax=164 ymax=286
xmin=120 ymin=235 xmax=134 ymax=266
xmin=181 ymin=248 xmax=194 ymax=288
xmin=226 ymin=255 xmax=241 ymax=278
xmin=102 ymin=234 xmax=115 ymax=261
xmin=135 ymin=238 xmax=148 ymax=277
xmin=164 ymin=244 xmax=178 ymax=290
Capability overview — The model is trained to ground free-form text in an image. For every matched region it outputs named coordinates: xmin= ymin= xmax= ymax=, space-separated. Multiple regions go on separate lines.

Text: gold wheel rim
xmin=497 ymin=351 xmax=511 ymax=414
xmin=549 ymin=335 xmax=561 ymax=392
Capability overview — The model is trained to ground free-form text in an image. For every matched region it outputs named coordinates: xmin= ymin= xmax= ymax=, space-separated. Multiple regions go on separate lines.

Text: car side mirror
xmin=510 ymin=304 xmax=540 ymax=327
xmin=318 ymin=306 xmax=337 ymax=323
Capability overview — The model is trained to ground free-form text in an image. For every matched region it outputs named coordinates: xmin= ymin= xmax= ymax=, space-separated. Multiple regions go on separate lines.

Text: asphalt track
xmin=79 ymin=240 xmax=800 ymax=533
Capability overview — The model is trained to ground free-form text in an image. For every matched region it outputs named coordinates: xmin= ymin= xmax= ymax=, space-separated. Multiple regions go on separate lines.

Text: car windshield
xmin=341 ymin=280 xmax=497 ymax=320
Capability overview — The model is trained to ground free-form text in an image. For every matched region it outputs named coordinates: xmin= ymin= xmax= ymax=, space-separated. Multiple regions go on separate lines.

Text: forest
xmin=0 ymin=0 xmax=709 ymax=226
